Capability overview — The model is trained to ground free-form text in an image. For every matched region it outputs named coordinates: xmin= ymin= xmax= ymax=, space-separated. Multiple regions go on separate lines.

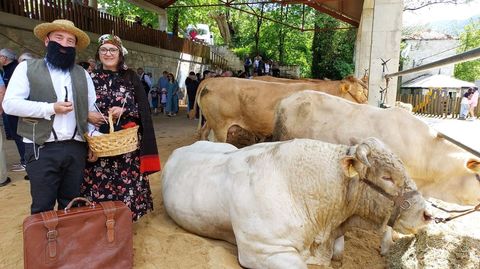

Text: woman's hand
xmin=88 ymin=111 xmax=106 ymax=127
xmin=87 ymin=149 xmax=98 ymax=162
xmin=109 ymin=106 xmax=126 ymax=120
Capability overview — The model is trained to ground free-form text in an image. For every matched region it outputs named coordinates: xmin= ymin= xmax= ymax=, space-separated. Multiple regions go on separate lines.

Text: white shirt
xmin=3 ymin=60 xmax=96 ymax=143
xmin=140 ymin=72 xmax=152 ymax=88
xmin=264 ymin=63 xmax=271 ymax=73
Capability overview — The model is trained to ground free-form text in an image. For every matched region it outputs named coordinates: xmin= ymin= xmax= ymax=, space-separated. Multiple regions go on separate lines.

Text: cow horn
xmin=355 ymin=143 xmax=371 ymax=167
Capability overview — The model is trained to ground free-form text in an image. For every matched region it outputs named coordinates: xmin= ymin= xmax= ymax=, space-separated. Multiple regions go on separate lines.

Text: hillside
xmin=403 ymin=15 xmax=478 ymax=37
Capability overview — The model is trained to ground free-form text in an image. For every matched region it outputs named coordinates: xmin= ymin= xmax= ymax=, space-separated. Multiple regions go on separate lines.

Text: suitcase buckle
xmin=46 ymin=230 xmax=58 ymax=241
xmin=106 ymin=219 xmax=115 ymax=229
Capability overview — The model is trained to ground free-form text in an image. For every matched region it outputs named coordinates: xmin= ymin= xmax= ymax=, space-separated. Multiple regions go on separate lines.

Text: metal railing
xmin=0 ymin=0 xmax=228 ymax=69
xmin=386 ymin=46 xmax=480 ymax=157
xmin=386 ymin=47 xmax=480 ymax=79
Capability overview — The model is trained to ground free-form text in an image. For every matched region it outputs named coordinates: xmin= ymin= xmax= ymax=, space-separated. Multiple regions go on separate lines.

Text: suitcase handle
xmin=64 ymin=197 xmax=93 ymax=213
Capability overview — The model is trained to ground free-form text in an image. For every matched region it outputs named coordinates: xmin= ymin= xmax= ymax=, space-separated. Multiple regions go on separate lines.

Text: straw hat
xmin=34 ymin=19 xmax=90 ymax=50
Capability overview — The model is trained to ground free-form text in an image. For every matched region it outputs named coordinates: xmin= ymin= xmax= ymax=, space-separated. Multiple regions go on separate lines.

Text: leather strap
xmin=41 ymin=211 xmax=59 ymax=260
xmin=100 ymin=201 xmax=116 ymax=243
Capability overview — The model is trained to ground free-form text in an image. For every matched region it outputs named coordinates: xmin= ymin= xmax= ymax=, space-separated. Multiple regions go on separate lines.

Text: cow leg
xmin=199 ymin=122 xmax=210 ymax=140
xmin=307 ymin=235 xmax=336 ymax=266
xmin=264 ymin=252 xmax=308 ymax=269
xmin=227 ymin=125 xmax=256 ymax=148
xmin=237 ymin=247 xmax=307 ymax=269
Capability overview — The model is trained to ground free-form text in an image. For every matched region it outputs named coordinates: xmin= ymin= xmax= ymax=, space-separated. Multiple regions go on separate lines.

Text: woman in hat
xmin=82 ymin=34 xmax=160 ymax=221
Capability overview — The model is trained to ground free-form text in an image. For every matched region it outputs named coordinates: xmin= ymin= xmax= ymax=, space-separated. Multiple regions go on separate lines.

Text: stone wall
xmin=0 ymin=12 xmax=210 ymax=88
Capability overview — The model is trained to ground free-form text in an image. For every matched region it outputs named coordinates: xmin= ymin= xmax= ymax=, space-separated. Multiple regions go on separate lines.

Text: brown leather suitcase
xmin=23 ymin=198 xmax=133 ymax=269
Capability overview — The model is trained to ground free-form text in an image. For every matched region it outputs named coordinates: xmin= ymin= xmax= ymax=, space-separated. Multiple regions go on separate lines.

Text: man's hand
xmin=87 ymin=148 xmax=98 ymax=162
xmin=88 ymin=111 xmax=106 ymax=127
xmin=54 ymin=101 xmax=73 ymax=114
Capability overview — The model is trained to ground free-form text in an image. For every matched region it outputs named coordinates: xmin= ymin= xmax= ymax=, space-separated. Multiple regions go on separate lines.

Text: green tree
xmin=98 ymin=0 xmax=158 ymax=28
xmin=311 ymin=12 xmax=355 ymax=80
xmin=454 ymin=19 xmax=480 ymax=82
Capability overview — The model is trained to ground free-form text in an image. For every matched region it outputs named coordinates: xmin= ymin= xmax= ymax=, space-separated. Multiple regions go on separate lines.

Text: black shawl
xmin=122 ymin=69 xmax=161 ymax=174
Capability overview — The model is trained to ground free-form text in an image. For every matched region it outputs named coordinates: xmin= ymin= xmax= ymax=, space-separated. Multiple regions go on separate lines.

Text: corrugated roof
xmin=139 ymin=0 xmax=363 ymax=26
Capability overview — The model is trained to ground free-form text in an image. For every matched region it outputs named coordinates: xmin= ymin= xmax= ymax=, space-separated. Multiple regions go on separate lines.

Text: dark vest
xmin=17 ymin=59 xmax=89 ymax=145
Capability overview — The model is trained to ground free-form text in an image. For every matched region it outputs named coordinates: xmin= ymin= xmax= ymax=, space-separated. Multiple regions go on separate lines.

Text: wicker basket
xmin=85 ymin=113 xmax=139 ymax=157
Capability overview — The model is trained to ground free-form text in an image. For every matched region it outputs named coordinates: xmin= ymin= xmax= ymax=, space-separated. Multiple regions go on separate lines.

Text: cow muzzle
xmin=360 ymin=178 xmax=419 ymax=227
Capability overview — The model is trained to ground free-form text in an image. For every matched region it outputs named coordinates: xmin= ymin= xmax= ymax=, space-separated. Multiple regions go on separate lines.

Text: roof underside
xmin=144 ymin=0 xmax=364 ymax=27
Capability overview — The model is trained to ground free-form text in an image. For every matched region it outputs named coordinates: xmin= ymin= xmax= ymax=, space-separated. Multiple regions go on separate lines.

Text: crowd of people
xmin=243 ymin=54 xmax=280 ymax=78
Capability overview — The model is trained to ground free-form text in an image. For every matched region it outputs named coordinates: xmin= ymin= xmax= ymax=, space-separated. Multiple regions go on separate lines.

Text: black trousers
xmin=25 ymin=141 xmax=87 ymax=214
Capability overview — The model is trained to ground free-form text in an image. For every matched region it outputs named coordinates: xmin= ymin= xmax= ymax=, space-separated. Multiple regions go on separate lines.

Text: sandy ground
xmin=0 ymin=107 xmax=387 ymax=269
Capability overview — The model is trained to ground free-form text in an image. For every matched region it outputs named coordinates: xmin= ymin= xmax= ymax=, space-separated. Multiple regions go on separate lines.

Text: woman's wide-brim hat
xmin=34 ymin=19 xmax=90 ymax=50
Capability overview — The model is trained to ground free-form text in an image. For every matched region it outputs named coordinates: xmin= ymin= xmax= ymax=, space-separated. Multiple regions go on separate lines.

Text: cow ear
xmin=341 ymin=156 xmax=358 ymax=178
xmin=466 ymin=158 xmax=480 ymax=172
xmin=349 ymin=137 xmax=359 ymax=146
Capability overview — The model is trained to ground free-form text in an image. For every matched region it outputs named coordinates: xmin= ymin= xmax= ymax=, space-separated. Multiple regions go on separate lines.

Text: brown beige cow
xmin=272 ymin=91 xmax=480 ymax=205
xmin=189 ymin=76 xmax=368 ymax=147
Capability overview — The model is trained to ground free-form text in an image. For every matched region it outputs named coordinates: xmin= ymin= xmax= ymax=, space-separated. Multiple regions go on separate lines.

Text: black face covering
xmin=45 ymin=41 xmax=76 ymax=71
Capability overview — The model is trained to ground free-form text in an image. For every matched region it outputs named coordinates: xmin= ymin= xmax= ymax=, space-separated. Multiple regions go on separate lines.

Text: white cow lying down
xmin=272 ymin=91 xmax=480 ymax=205
xmin=162 ymin=138 xmax=431 ymax=268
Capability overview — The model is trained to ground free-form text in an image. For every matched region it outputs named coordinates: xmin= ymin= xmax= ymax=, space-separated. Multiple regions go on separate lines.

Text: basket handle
xmin=108 ymin=112 xmax=114 ymax=133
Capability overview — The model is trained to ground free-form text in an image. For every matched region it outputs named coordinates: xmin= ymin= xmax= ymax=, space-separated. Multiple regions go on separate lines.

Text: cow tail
xmin=197 ymin=107 xmax=203 ymax=131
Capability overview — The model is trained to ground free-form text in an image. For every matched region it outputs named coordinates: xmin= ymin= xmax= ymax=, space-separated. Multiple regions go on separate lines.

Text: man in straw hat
xmin=3 ymin=19 xmax=97 ymax=214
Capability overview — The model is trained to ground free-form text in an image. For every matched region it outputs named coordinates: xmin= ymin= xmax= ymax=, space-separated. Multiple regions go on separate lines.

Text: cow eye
xmin=382 ymin=176 xmax=393 ymax=182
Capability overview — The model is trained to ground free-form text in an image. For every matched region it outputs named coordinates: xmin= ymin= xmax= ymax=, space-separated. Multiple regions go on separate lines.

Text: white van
xmin=186 ymin=24 xmax=214 ymax=45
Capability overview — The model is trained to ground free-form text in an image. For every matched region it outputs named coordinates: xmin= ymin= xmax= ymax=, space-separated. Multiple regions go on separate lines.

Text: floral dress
xmin=81 ymin=70 xmax=153 ymax=221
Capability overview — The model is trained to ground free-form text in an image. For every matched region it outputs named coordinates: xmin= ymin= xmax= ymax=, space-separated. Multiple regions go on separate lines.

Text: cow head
xmin=340 ymin=76 xmax=368 ymax=104
xmin=342 ymin=137 xmax=432 ymax=234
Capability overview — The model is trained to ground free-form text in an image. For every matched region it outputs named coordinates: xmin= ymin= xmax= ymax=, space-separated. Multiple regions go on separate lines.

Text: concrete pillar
xmin=88 ymin=0 xmax=97 ymax=9
xmin=355 ymin=0 xmax=403 ymax=107
xmin=158 ymin=9 xmax=167 ymax=31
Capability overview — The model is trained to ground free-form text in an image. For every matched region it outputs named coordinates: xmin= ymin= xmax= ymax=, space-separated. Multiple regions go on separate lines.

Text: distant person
xmin=0 ymin=48 xmax=24 ymax=171
xmin=271 ymin=60 xmax=280 ymax=77
xmin=165 ymin=73 xmax=179 ymax=117
xmin=0 ymin=73 xmax=10 ymax=187
xmin=459 ymin=91 xmax=473 ymax=120
xmin=134 ymin=16 xmax=143 ymax=26
xmin=221 ymin=70 xmax=233 ymax=77
xmin=468 ymin=87 xmax=478 ymax=120
xmin=264 ymin=60 xmax=272 ymax=76
xmin=18 ymin=52 xmax=35 ymax=63
xmin=201 ymin=70 xmax=211 ymax=81
xmin=158 ymin=71 xmax=168 ymax=93
xmin=88 ymin=58 xmax=96 ymax=71
xmin=149 ymin=86 xmax=160 ymax=115
xmin=78 ymin=61 xmax=90 ymax=71
xmin=185 ymin=71 xmax=199 ymax=111
xmin=244 ymin=55 xmax=252 ymax=77
xmin=189 ymin=28 xmax=198 ymax=41
xmin=137 ymin=67 xmax=152 ymax=96
xmin=160 ymin=88 xmax=167 ymax=114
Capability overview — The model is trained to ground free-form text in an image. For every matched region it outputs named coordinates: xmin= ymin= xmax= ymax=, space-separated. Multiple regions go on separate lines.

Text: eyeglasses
xmin=99 ymin=47 xmax=119 ymax=55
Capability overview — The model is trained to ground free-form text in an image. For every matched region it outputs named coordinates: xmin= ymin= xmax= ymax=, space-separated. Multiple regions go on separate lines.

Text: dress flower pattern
xmin=81 ymin=70 xmax=153 ymax=221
